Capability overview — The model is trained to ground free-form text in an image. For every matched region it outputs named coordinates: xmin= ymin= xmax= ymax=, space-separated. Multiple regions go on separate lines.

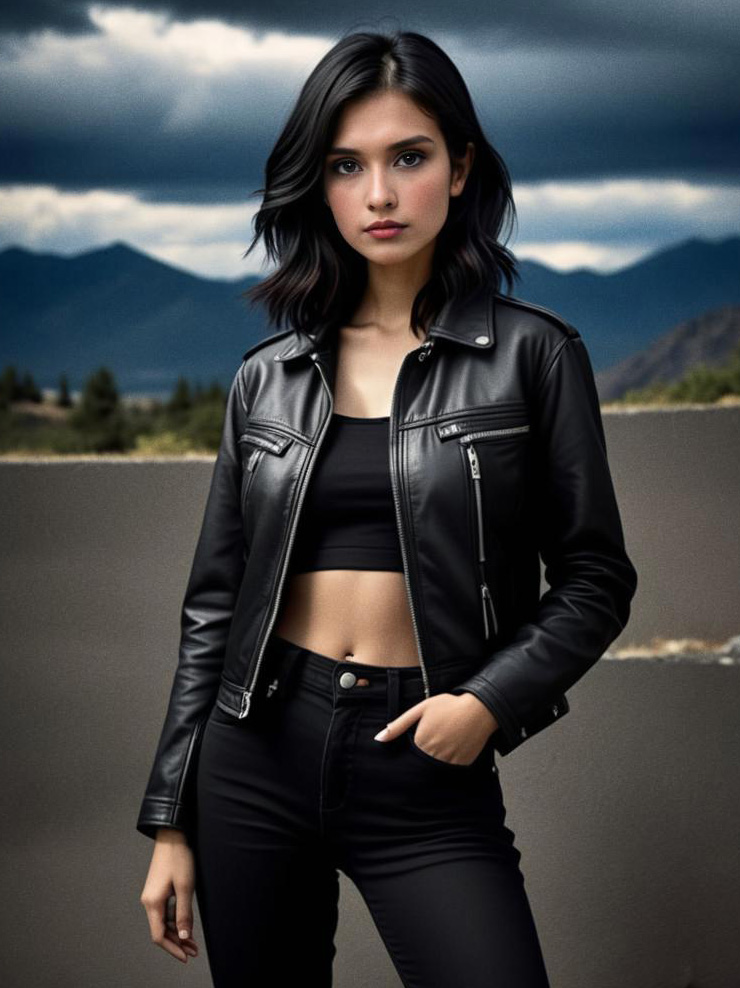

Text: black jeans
xmin=194 ymin=634 xmax=551 ymax=988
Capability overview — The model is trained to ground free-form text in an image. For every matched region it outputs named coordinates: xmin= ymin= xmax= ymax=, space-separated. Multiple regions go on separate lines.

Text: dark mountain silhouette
xmin=0 ymin=241 xmax=263 ymax=395
xmin=0 ymin=235 xmax=738 ymax=396
xmin=514 ymin=235 xmax=740 ymax=371
xmin=595 ymin=303 xmax=740 ymax=401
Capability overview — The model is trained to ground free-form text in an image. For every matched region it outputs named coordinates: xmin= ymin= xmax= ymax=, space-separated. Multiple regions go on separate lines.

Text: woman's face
xmin=322 ymin=90 xmax=474 ymax=271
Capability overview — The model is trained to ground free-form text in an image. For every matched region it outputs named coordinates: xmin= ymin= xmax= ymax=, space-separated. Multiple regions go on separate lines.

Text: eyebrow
xmin=327 ymin=134 xmax=436 ymax=156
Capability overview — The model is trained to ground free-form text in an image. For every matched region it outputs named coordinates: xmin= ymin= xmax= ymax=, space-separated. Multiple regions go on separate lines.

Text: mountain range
xmin=1 ymin=235 xmax=738 ymax=400
xmin=596 ymin=303 xmax=740 ymax=401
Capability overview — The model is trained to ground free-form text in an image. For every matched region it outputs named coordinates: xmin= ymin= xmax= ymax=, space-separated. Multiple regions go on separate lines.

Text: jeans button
xmin=339 ymin=671 xmax=357 ymax=689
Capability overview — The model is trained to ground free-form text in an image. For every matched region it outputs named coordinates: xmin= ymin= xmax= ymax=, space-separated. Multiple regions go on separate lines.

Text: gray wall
xmin=1 ymin=404 xmax=739 ymax=988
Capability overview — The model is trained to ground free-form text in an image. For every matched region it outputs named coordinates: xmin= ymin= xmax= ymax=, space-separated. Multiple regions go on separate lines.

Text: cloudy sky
xmin=1 ymin=0 xmax=738 ymax=277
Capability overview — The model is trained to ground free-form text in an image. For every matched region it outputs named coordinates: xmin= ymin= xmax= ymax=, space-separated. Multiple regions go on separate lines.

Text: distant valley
xmin=1 ymin=235 xmax=738 ymax=401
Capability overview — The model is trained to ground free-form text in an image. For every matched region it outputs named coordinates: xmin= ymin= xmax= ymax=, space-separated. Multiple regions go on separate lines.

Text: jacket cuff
xmin=451 ymin=679 xmax=571 ymax=756
xmin=450 ymin=676 xmax=522 ymax=750
xmin=136 ymin=796 xmax=193 ymax=842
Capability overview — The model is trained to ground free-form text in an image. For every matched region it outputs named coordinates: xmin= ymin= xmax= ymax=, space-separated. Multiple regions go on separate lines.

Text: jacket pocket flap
xmin=238 ymin=430 xmax=294 ymax=455
xmin=436 ymin=407 xmax=529 ymax=441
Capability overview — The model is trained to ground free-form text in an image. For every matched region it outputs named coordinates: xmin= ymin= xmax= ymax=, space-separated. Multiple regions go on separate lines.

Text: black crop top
xmin=287 ymin=412 xmax=404 ymax=574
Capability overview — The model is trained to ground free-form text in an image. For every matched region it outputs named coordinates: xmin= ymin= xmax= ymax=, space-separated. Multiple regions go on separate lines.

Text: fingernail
xmin=179 ymin=929 xmax=190 ymax=939
xmin=374 ymin=727 xmax=390 ymax=741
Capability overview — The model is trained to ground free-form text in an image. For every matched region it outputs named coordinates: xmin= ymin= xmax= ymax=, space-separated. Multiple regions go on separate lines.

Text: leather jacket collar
xmin=273 ymin=283 xmax=496 ymax=363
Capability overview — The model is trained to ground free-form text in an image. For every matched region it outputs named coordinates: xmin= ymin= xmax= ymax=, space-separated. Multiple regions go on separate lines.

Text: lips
xmin=365 ymin=221 xmax=407 ymax=231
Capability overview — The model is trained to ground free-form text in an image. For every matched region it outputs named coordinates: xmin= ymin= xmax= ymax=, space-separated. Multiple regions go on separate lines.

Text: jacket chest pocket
xmin=237 ymin=428 xmax=294 ymax=515
xmin=436 ymin=410 xmax=532 ymax=642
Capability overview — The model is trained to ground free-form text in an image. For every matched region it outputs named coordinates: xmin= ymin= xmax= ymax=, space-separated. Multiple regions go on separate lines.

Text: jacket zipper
xmin=236 ymin=354 xmax=335 ymax=718
xmin=240 ymin=447 xmax=264 ymax=513
xmin=236 ymin=338 xmax=435 ymax=715
xmin=388 ymin=339 xmax=435 ymax=699
xmin=461 ymin=424 xmax=530 ymax=442
xmin=461 ymin=440 xmax=499 ymax=639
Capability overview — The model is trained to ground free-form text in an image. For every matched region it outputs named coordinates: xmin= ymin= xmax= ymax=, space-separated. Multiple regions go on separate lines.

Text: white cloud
xmin=509 ymin=177 xmax=740 ymax=268
xmin=0 ymin=5 xmax=332 ymax=135
xmin=84 ymin=4 xmax=332 ymax=82
xmin=17 ymin=5 xmax=330 ymax=78
xmin=0 ymin=184 xmax=268 ymax=277
xmin=3 ymin=175 xmax=738 ymax=277
xmin=512 ymin=241 xmax=649 ymax=273
xmin=514 ymin=177 xmax=727 ymax=216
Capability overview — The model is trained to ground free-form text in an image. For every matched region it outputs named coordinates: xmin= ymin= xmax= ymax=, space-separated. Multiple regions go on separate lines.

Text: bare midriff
xmin=273 ymin=569 xmax=421 ymax=668
xmin=273 ymin=322 xmax=428 ymax=669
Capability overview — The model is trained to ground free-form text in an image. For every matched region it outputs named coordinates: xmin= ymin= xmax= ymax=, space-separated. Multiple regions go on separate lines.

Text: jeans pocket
xmin=404 ymin=723 xmax=483 ymax=771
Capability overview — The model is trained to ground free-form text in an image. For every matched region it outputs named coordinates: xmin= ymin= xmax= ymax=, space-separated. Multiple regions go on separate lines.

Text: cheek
xmin=328 ymin=189 xmax=358 ymax=236
xmin=411 ymin=171 xmax=451 ymax=220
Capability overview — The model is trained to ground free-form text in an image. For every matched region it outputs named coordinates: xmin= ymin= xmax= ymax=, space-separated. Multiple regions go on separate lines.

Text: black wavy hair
xmin=241 ymin=28 xmax=520 ymax=342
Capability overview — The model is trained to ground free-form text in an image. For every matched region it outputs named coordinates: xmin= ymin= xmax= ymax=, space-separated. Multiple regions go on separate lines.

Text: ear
xmin=450 ymin=141 xmax=475 ymax=198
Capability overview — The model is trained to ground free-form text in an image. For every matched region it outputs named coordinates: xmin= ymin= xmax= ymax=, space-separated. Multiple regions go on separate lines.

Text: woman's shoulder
xmin=492 ymin=291 xmax=580 ymax=345
xmin=240 ymin=327 xmax=298 ymax=366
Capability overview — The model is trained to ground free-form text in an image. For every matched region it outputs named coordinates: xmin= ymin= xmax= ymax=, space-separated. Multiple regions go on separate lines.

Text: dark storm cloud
xmin=3 ymin=0 xmax=739 ymax=53
xmin=0 ymin=0 xmax=737 ymax=197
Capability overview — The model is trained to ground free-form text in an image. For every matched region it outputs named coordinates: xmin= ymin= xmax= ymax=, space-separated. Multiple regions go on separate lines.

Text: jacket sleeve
xmin=136 ymin=363 xmax=247 ymax=841
xmin=451 ymin=331 xmax=638 ymax=755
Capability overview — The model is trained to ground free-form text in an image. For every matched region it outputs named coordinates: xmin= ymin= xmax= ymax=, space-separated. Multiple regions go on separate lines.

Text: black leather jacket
xmin=136 ymin=285 xmax=638 ymax=841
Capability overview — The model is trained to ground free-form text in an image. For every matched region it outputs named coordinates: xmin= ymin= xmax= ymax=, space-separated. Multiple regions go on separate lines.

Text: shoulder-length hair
xmin=242 ymin=29 xmax=520 ymax=342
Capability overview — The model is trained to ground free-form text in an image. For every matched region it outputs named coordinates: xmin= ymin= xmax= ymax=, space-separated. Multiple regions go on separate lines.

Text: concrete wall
xmin=1 ymin=404 xmax=739 ymax=988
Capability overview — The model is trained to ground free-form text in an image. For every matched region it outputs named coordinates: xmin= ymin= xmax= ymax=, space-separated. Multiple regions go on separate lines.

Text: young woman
xmin=138 ymin=29 xmax=638 ymax=987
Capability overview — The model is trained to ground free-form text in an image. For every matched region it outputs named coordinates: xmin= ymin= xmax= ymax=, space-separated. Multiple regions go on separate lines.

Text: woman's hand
xmin=374 ymin=692 xmax=499 ymax=766
xmin=140 ymin=828 xmax=200 ymax=964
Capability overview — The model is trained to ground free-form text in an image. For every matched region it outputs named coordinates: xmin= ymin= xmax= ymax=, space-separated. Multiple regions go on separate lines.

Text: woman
xmin=138 ymin=29 xmax=638 ymax=987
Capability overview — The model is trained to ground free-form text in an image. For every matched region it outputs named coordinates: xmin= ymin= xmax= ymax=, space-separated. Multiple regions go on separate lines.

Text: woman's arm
xmin=451 ymin=331 xmax=638 ymax=753
xmin=136 ymin=361 xmax=248 ymax=840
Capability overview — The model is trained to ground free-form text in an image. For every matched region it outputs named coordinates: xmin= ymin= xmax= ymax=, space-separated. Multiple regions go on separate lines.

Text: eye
xmin=330 ymin=150 xmax=426 ymax=176
xmin=397 ymin=151 xmax=425 ymax=168
xmin=332 ymin=159 xmax=360 ymax=176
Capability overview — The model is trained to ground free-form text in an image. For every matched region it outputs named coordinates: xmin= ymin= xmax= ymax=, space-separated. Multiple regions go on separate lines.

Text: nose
xmin=366 ymin=170 xmax=396 ymax=210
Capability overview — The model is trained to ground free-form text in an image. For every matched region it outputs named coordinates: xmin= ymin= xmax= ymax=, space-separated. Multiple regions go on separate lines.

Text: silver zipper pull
xmin=266 ymin=677 xmax=279 ymax=698
xmin=480 ymin=583 xmax=490 ymax=638
xmin=481 ymin=582 xmax=498 ymax=636
xmin=418 ymin=339 xmax=435 ymax=362
xmin=466 ymin=444 xmax=480 ymax=479
xmin=238 ymin=690 xmax=252 ymax=719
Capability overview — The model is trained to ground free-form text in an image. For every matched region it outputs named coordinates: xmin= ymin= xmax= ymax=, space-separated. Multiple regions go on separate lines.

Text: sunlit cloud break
xmin=14 ymin=4 xmax=331 ymax=78
xmin=2 ymin=177 xmax=738 ymax=278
